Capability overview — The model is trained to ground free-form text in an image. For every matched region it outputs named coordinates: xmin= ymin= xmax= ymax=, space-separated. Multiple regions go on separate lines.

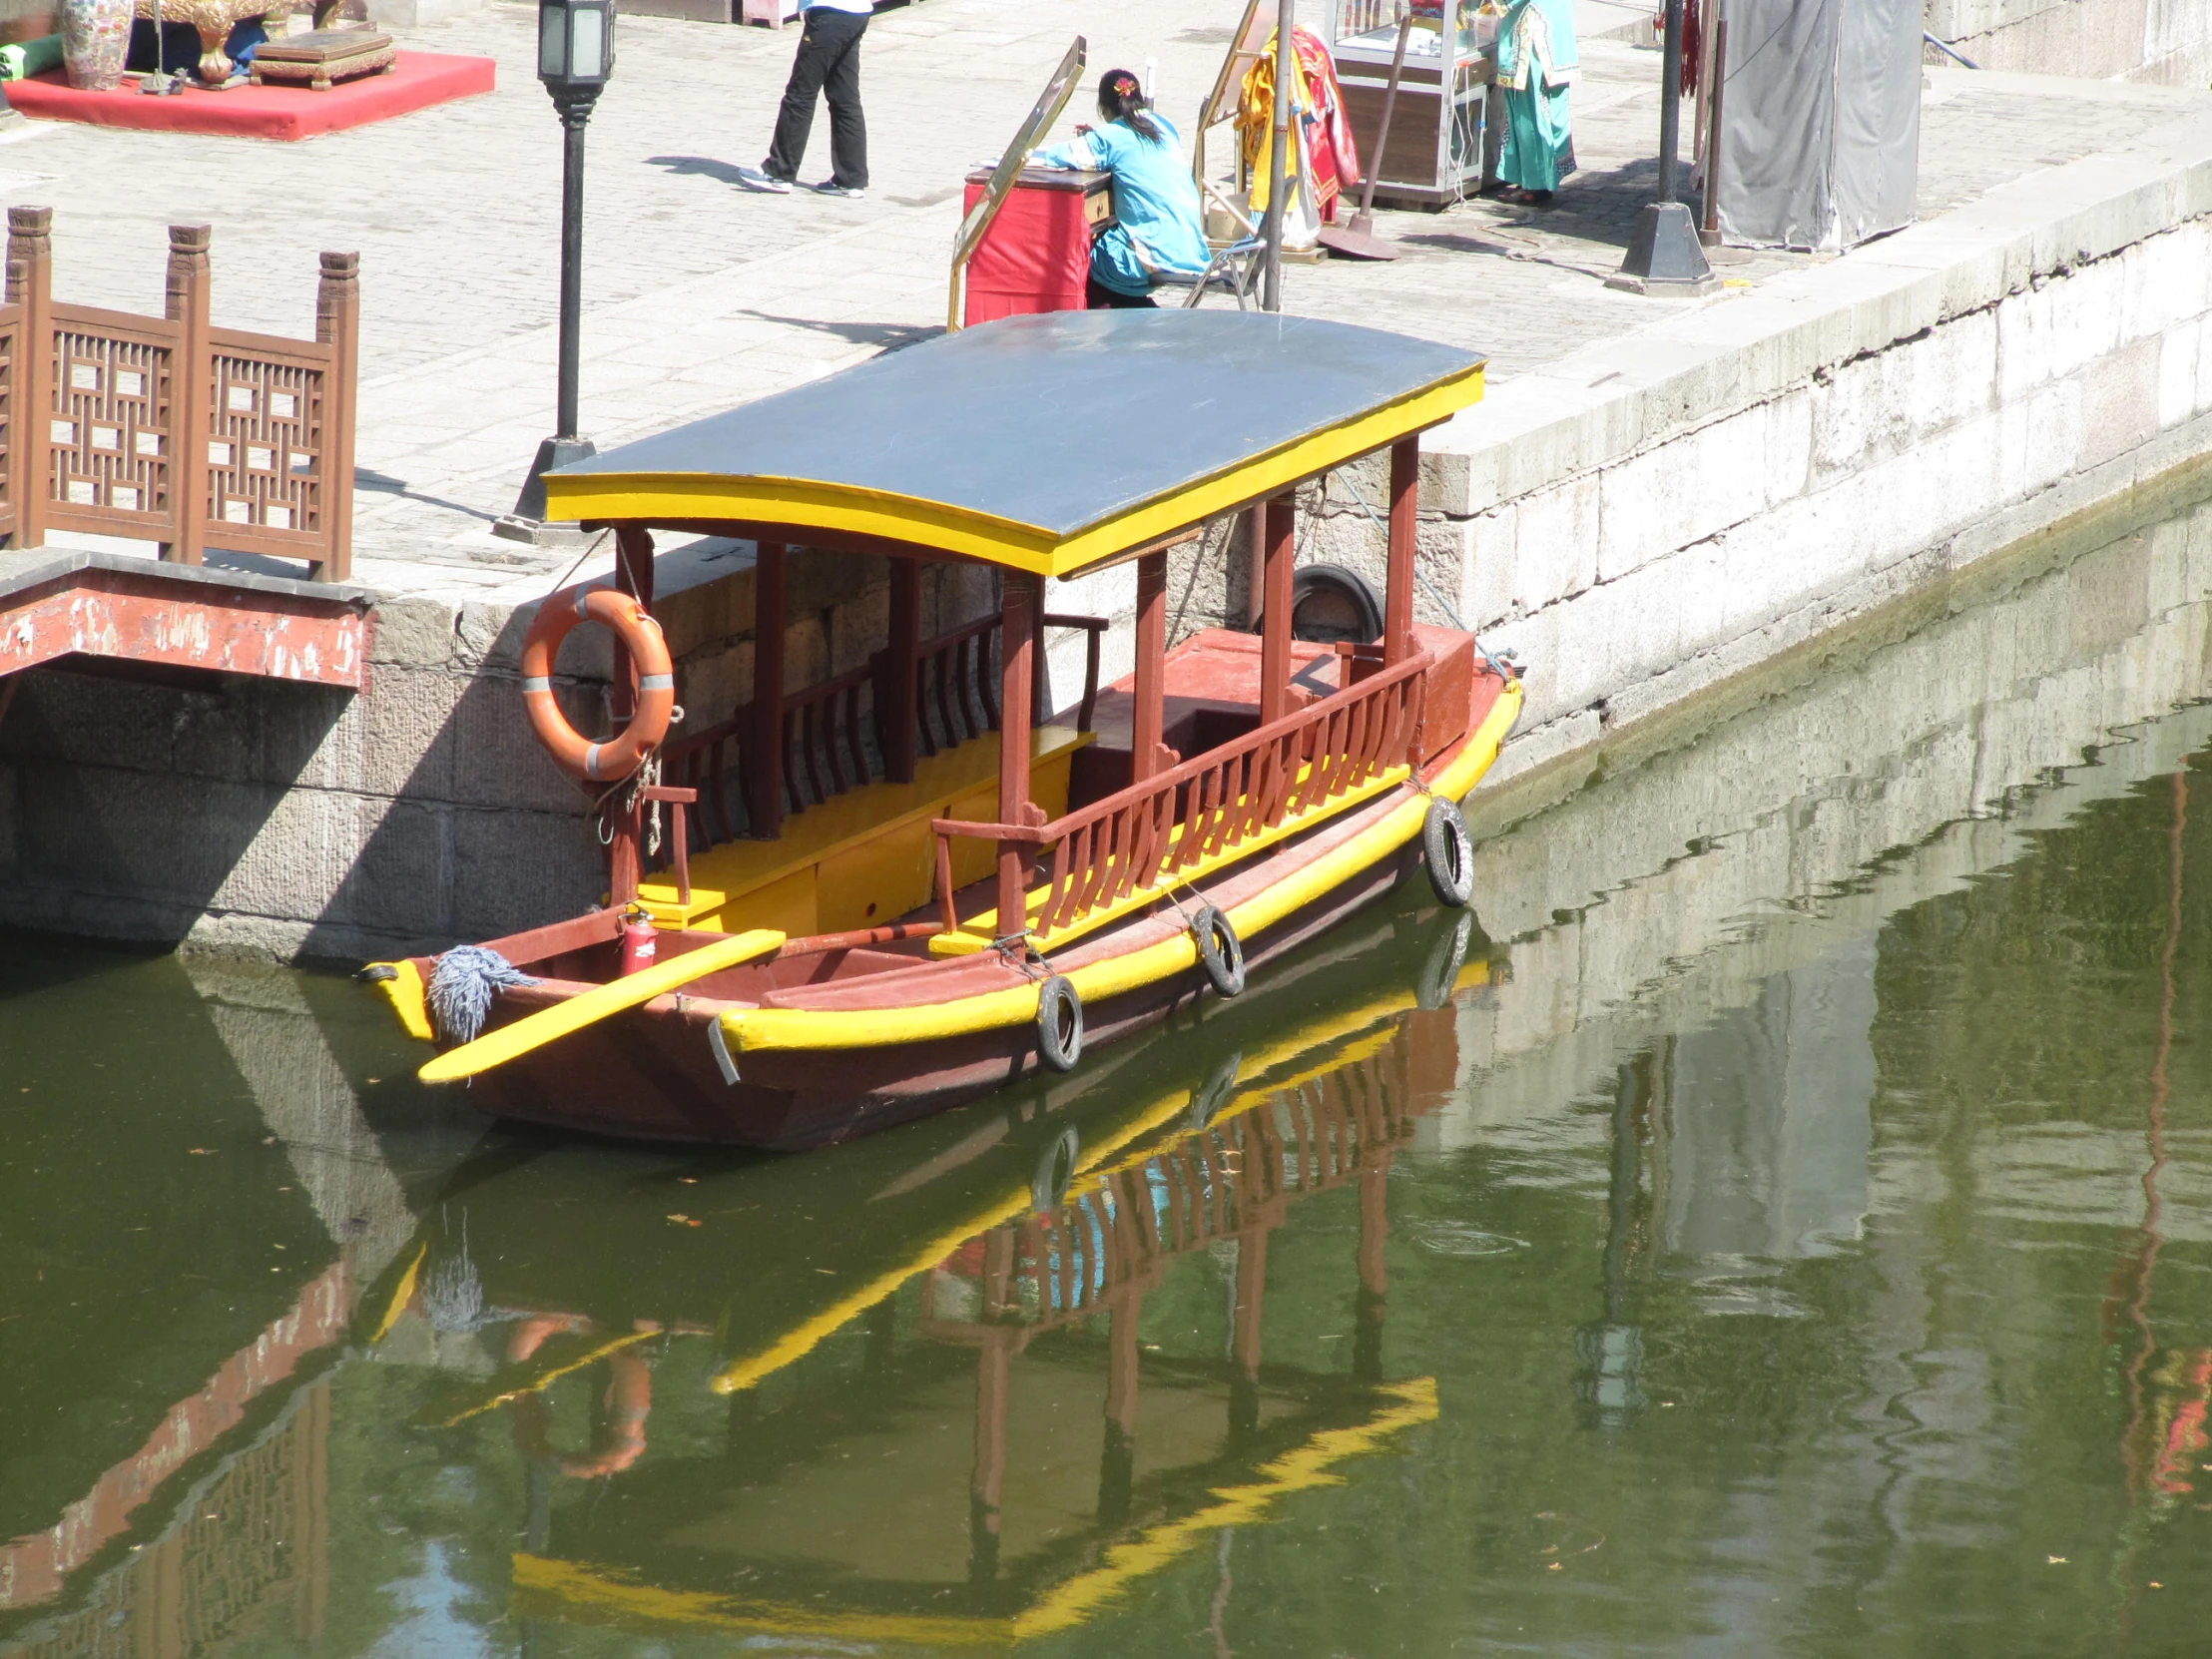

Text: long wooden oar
xmin=419 ymin=928 xmax=785 ymax=1084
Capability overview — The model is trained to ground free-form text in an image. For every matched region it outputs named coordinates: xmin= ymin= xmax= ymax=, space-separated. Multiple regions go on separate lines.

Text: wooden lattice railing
xmin=0 ymin=207 xmax=358 ymax=581
xmin=654 ymin=610 xmax=1105 ymax=869
xmin=933 ymin=648 xmax=1429 ymax=945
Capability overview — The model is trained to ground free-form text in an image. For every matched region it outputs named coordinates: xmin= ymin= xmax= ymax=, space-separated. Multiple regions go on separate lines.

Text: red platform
xmin=8 ymin=50 xmax=495 ymax=141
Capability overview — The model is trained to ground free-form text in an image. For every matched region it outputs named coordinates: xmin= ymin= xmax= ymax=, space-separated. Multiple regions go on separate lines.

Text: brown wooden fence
xmin=0 ymin=206 xmax=358 ymax=582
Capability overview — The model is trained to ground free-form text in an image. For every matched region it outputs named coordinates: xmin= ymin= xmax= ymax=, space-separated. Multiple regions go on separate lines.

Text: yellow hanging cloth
xmin=1237 ymin=29 xmax=1304 ymax=218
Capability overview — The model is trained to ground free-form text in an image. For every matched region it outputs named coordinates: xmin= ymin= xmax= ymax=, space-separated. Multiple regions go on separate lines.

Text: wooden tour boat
xmin=363 ymin=308 xmax=1521 ymax=1146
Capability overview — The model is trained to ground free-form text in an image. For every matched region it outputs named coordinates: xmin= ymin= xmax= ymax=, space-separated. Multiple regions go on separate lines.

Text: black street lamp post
xmin=1606 ymin=0 xmax=1717 ymax=296
xmin=496 ymin=0 xmax=615 ymax=544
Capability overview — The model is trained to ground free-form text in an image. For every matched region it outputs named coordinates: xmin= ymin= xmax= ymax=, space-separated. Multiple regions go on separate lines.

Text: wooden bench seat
xmin=636 ymin=725 xmax=1091 ymax=938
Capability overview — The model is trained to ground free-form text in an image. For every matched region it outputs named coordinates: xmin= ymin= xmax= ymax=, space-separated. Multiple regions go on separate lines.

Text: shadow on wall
xmin=0 ymin=604 xmax=605 ymax=963
xmin=0 ymin=538 xmax=1008 ymax=964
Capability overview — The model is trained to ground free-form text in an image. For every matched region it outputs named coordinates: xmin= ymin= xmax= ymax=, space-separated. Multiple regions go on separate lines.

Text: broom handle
xmin=1357 ymin=4 xmax=1414 ymax=221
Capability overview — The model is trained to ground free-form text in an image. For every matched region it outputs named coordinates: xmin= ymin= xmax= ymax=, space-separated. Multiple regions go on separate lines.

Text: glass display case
xmin=1326 ymin=0 xmax=1494 ymax=206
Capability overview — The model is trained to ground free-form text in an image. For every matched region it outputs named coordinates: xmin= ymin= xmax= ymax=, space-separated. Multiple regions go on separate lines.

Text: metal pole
xmin=496 ymin=91 xmax=603 ymax=540
xmin=1603 ymin=0 xmax=1715 ymax=294
xmin=1700 ymin=16 xmax=1728 ymax=244
xmin=1261 ymin=0 xmax=1293 ymax=312
xmin=557 ymin=100 xmax=588 ymax=442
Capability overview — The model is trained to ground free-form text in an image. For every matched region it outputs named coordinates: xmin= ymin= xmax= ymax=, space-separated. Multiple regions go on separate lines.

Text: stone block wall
xmin=1925 ymin=0 xmax=2212 ymax=86
xmin=0 ymin=539 xmax=1010 ymax=962
xmin=1296 ymin=111 xmax=2212 ymax=790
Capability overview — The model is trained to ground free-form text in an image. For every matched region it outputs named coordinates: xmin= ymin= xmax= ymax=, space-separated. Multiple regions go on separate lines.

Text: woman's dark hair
xmin=1099 ymin=69 xmax=1164 ymax=143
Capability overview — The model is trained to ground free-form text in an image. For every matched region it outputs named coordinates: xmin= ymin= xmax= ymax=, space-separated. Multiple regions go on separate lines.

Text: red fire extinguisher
xmin=620 ymin=907 xmax=658 ymax=976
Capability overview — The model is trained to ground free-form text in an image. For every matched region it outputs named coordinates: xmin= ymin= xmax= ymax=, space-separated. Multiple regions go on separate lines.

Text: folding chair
xmin=1155 ymin=237 xmax=1267 ymax=309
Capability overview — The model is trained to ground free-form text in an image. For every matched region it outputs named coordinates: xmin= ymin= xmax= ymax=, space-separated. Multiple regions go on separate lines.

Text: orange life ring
xmin=519 ymin=586 xmax=675 ymax=782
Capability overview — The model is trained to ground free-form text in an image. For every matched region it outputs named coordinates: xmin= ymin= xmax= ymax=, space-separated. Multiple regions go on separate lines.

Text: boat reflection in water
xmin=380 ymin=904 xmax=1493 ymax=1647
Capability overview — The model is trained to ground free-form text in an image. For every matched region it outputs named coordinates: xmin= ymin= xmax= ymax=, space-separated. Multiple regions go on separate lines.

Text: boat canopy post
xmin=885 ymin=558 xmax=921 ymax=784
xmin=608 ymin=525 xmax=657 ymax=730
xmin=604 ymin=525 xmax=658 ymax=907
xmin=997 ymin=570 xmax=1040 ymax=935
xmin=751 ymin=542 xmax=789 ymax=840
xmin=1231 ymin=1228 xmax=1270 ymax=1445
xmin=1131 ymin=550 xmax=1169 ymax=784
xmin=1259 ymin=493 xmax=1297 ymax=725
xmin=1101 ymin=1280 xmax=1144 ymax=1525
xmin=1356 ymin=1155 xmax=1388 ymax=1383
xmin=1384 ymin=438 xmax=1419 ymax=665
xmin=969 ymin=1227 xmax=1017 ymax=1581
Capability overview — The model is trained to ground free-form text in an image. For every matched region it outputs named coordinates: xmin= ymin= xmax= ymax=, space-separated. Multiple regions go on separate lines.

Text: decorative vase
xmin=60 ymin=0 xmax=132 ymax=91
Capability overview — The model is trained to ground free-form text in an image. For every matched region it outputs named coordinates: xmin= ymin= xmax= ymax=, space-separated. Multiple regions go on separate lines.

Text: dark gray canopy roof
xmin=543 ymin=309 xmax=1486 ymax=575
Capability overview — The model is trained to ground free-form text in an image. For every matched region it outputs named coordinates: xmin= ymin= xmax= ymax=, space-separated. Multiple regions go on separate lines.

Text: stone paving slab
xmin=6 ymin=0 xmax=2206 ymax=605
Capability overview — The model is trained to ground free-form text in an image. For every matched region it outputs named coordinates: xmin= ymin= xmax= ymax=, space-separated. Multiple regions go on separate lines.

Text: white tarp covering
xmin=1714 ymin=0 xmax=1923 ymax=252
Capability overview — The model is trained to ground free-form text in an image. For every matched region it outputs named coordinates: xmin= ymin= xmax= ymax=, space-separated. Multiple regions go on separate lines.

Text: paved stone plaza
xmin=9 ymin=0 xmax=2206 ymax=606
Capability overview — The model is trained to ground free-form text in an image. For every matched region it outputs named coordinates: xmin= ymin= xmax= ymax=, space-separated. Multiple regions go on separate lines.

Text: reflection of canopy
xmin=543 ymin=310 xmax=1484 ymax=576
xmin=479 ymin=963 xmax=1479 ymax=1648
xmin=510 ymin=1378 xmax=1438 ymax=1648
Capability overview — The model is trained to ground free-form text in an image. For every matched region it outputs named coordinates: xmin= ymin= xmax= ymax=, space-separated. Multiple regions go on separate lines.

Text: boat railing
xmin=935 ymin=1035 xmax=1414 ymax=1330
xmin=931 ymin=649 xmax=1430 ymax=945
xmin=652 ymin=611 xmax=1107 ymax=873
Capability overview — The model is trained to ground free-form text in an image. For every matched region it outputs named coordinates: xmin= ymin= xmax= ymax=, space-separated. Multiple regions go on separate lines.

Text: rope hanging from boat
xmin=426 ymin=944 xmax=541 ymax=1045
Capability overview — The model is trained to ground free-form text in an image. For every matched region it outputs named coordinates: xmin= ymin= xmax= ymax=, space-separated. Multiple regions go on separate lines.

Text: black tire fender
xmin=1032 ymin=1125 xmax=1080 ymax=1215
xmin=1036 ymin=975 xmax=1084 ymax=1073
xmin=1191 ymin=904 xmax=1247 ymax=997
xmin=1417 ymin=912 xmax=1474 ymax=1010
xmin=1422 ymin=797 xmax=1474 ymax=908
xmin=1186 ymin=1048 xmax=1244 ymax=1131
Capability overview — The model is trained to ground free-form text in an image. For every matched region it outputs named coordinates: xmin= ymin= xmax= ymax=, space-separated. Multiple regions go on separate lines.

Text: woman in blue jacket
xmin=1035 ymin=70 xmax=1213 ymax=308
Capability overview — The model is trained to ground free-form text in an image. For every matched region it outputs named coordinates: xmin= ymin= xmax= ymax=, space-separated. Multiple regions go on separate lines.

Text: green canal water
xmin=9 ymin=477 xmax=2212 ymax=1657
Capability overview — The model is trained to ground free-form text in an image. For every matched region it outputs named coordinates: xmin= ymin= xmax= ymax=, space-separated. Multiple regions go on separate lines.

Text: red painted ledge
xmin=9 ymin=50 xmax=495 ymax=141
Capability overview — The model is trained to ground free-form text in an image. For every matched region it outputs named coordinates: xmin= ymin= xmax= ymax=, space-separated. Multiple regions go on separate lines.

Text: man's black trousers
xmin=767 ymin=7 xmax=868 ymax=190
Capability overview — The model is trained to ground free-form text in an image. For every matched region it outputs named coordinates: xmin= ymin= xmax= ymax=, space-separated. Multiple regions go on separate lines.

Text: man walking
xmin=740 ymin=0 xmax=871 ymax=200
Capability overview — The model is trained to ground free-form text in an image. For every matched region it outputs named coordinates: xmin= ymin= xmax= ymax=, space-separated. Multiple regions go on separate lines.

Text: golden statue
xmin=132 ymin=0 xmax=357 ymax=84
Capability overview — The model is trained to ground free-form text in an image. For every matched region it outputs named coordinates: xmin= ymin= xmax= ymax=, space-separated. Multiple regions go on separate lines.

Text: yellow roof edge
xmin=542 ymin=363 xmax=1484 ymax=576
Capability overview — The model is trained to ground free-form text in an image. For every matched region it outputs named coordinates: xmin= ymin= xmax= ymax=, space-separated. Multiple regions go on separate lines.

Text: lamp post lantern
xmin=495 ymin=0 xmax=616 ymax=544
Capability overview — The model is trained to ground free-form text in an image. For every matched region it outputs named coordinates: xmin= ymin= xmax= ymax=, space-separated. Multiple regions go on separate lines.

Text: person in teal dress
xmin=1494 ymin=0 xmax=1577 ymax=205
xmin=1035 ymin=69 xmax=1212 ymax=307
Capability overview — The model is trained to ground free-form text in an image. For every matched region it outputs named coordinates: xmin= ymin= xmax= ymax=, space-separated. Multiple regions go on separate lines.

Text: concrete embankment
xmin=1398 ymin=102 xmax=2212 ymax=789
xmin=6 ymin=96 xmax=2212 ymax=963
xmin=1442 ymin=458 xmax=2212 ymax=1161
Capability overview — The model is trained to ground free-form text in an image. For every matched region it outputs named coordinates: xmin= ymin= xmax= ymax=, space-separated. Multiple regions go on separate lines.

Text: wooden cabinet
xmin=1328 ymin=0 xmax=1495 ymax=207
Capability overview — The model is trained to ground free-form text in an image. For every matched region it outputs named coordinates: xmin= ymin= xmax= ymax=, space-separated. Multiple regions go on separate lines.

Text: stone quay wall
xmin=1292 ymin=109 xmax=2212 ymax=793
xmin=8 ymin=116 xmax=2212 ymax=965
xmin=0 ymin=544 xmax=1003 ymax=962
xmin=1924 ymin=0 xmax=2212 ymax=85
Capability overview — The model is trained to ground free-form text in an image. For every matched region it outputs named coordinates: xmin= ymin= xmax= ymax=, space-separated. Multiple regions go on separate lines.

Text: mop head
xmin=425 ymin=944 xmax=539 ymax=1045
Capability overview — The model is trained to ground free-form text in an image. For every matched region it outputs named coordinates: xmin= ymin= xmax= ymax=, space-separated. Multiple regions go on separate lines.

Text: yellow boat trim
xmin=509 ymin=1378 xmax=1437 ymax=1646
xmin=420 ymin=929 xmax=785 ymax=1084
xmin=928 ymin=760 xmax=1413 ymax=957
xmin=706 ymin=1075 xmax=1205 ymax=1396
xmin=514 ymin=1555 xmax=1009 ymax=1647
xmin=363 ymin=1242 xmax=427 ymax=1347
xmin=1011 ymin=1377 xmax=1438 ymax=1638
xmin=723 ymin=684 xmax=1519 ymax=1057
xmin=371 ymin=958 xmax=434 ymax=1043
xmin=416 ymin=1328 xmax=659 ymax=1429
xmin=542 ymin=367 xmax=1483 ymax=578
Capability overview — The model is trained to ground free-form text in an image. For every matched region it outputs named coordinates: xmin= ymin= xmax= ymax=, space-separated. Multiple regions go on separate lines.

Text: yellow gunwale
xmin=542 ymin=366 xmax=1484 ymax=577
xmin=723 ymin=682 xmax=1519 ymax=1057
